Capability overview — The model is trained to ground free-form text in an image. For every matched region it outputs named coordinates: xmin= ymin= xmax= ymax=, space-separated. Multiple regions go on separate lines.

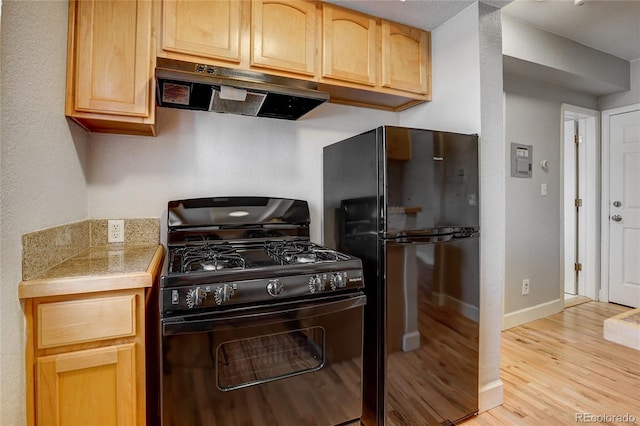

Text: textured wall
xmin=0 ymin=1 xmax=89 ymax=424
xmin=599 ymin=59 xmax=640 ymax=111
xmin=0 ymin=0 xmax=505 ymax=423
xmin=87 ymin=104 xmax=397 ymax=244
xmin=503 ymin=74 xmax=597 ymax=323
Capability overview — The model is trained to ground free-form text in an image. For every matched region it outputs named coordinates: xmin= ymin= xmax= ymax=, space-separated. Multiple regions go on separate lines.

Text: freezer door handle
xmin=388 ymin=234 xmax=454 ymax=245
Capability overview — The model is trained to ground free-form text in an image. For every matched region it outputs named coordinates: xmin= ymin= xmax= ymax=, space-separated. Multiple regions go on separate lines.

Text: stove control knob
xmin=330 ymin=272 xmax=345 ymax=290
xmin=186 ymin=287 xmax=207 ymax=308
xmin=308 ymin=275 xmax=324 ymax=293
xmin=214 ymin=284 xmax=235 ymax=305
xmin=267 ymin=279 xmax=284 ymax=297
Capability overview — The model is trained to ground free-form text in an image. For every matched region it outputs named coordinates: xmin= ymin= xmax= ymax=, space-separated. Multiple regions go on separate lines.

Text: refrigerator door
xmin=381 ymin=127 xmax=479 ymax=238
xmin=323 ymin=126 xmax=480 ymax=426
xmin=385 ymin=236 xmax=479 ymax=424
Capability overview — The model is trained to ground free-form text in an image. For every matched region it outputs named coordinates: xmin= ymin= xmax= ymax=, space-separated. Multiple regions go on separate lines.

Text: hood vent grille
xmin=155 ymin=58 xmax=329 ymax=120
xmin=210 ymin=89 xmax=266 ymax=117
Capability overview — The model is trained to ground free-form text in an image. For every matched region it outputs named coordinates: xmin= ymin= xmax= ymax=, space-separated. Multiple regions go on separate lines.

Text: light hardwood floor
xmin=465 ymin=302 xmax=640 ymax=426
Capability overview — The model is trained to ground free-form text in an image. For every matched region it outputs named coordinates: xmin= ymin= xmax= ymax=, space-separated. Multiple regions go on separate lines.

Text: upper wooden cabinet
xmin=161 ymin=0 xmax=243 ymax=64
xmin=157 ymin=0 xmax=431 ymax=112
xmin=66 ymin=0 xmax=156 ymax=136
xmin=381 ymin=20 xmax=430 ymax=95
xmin=159 ymin=0 xmax=317 ymax=79
xmin=321 ymin=4 xmax=376 ymax=86
xmin=317 ymin=4 xmax=430 ymax=110
xmin=251 ymin=0 xmax=317 ymax=76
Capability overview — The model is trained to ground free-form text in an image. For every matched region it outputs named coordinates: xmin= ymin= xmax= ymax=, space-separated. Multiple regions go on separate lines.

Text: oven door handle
xmin=162 ymin=293 xmax=367 ymax=336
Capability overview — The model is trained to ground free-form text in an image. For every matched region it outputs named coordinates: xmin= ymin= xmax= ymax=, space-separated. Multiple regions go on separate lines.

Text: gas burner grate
xmin=172 ymin=243 xmax=246 ymax=273
xmin=265 ymin=240 xmax=345 ymax=264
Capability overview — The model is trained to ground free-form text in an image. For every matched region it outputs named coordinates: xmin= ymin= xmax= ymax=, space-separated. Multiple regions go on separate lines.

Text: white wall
xmin=87 ymin=104 xmax=397 ymax=244
xmin=502 ymin=15 xmax=629 ymax=96
xmin=401 ymin=2 xmax=481 ymax=133
xmin=599 ymin=59 xmax=640 ymax=110
xmin=0 ymin=1 xmax=89 ymax=423
xmin=503 ymin=73 xmax=598 ymax=327
xmin=0 ymin=0 xmax=505 ymax=423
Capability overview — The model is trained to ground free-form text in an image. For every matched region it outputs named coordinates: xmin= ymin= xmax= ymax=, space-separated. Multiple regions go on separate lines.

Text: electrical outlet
xmin=522 ymin=279 xmax=530 ymax=295
xmin=108 ymin=219 xmax=125 ymax=243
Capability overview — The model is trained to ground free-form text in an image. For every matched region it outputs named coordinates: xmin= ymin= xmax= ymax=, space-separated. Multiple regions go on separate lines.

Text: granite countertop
xmin=18 ymin=244 xmax=164 ymax=299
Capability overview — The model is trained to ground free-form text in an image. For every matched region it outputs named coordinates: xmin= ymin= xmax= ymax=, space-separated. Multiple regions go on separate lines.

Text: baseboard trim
xmin=503 ymin=298 xmax=564 ymax=330
xmin=478 ymin=379 xmax=504 ymax=412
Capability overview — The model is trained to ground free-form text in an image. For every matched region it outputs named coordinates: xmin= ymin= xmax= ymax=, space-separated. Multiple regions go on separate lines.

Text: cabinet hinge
xmin=574 ymin=263 xmax=583 ymax=272
xmin=575 ymin=198 xmax=583 ymax=207
xmin=574 ymin=134 xmax=583 ymax=144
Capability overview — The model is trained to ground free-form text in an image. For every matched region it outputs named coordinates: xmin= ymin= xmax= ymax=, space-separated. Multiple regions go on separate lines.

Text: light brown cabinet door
xmin=381 ymin=20 xmax=430 ymax=95
xmin=321 ymin=4 xmax=376 ymax=86
xmin=162 ymin=0 xmax=242 ymax=63
xmin=251 ymin=0 xmax=317 ymax=76
xmin=36 ymin=344 xmax=137 ymax=426
xmin=72 ymin=0 xmax=153 ymax=117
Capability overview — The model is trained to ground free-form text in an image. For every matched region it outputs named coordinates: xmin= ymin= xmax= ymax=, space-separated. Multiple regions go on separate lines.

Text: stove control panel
xmin=162 ymin=269 xmax=363 ymax=314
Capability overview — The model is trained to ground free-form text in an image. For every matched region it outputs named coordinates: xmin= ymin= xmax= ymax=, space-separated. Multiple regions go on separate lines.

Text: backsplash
xmin=90 ymin=218 xmax=160 ymax=246
xmin=21 ymin=221 xmax=90 ymax=281
xmin=22 ymin=218 xmax=159 ymax=280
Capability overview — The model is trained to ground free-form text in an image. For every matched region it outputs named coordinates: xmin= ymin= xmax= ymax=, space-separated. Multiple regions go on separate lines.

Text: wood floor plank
xmin=464 ymin=302 xmax=640 ymax=426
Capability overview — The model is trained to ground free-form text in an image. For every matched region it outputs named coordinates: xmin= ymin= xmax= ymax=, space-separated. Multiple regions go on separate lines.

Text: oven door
xmin=160 ymin=293 xmax=366 ymax=426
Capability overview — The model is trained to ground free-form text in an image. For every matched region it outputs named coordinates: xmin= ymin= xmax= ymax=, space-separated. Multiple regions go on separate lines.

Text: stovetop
xmin=160 ymin=197 xmax=364 ymax=315
xmin=167 ymin=239 xmax=353 ymax=275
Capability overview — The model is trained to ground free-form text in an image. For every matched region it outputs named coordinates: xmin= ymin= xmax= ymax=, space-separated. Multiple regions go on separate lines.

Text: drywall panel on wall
xmin=400 ymin=2 xmax=481 ymax=134
xmin=503 ymin=74 xmax=597 ymax=322
xmin=599 ymin=59 xmax=640 ymax=110
xmin=87 ymin=105 xmax=398 ymax=244
xmin=502 ymin=15 xmax=629 ymax=96
xmin=1 ymin=2 xmax=90 ymax=426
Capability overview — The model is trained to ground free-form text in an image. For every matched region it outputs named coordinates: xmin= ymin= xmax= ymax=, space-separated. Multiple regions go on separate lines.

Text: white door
xmin=608 ymin=109 xmax=640 ymax=308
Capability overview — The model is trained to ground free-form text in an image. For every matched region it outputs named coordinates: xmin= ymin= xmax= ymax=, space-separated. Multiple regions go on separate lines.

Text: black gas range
xmin=156 ymin=197 xmax=367 ymax=426
xmin=160 ymin=196 xmax=364 ymax=316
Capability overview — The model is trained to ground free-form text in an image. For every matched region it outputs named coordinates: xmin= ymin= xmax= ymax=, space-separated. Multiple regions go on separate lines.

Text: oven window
xmin=216 ymin=327 xmax=325 ymax=391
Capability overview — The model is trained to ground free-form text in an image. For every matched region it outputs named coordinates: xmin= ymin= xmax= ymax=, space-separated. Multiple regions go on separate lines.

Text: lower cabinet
xmin=36 ymin=344 xmax=137 ymax=426
xmin=24 ymin=289 xmax=147 ymax=426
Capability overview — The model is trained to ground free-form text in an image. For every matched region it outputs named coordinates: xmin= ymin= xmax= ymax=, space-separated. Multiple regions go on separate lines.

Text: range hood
xmin=155 ymin=58 xmax=329 ymax=120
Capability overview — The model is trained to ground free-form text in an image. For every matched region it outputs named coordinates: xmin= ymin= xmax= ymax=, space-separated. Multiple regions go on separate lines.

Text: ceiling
xmin=502 ymin=0 xmax=640 ymax=61
xmin=327 ymin=0 xmax=640 ymax=62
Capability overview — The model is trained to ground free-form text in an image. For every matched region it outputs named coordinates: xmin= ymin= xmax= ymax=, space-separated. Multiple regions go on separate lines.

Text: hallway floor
xmin=465 ymin=302 xmax=639 ymax=425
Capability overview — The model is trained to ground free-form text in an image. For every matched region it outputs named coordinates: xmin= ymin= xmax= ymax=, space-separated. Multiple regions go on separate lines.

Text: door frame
xmin=561 ymin=104 xmax=600 ymax=303
xmin=600 ymin=103 xmax=640 ymax=303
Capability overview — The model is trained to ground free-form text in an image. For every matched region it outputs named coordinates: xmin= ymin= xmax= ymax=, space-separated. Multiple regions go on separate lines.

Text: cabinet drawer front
xmin=38 ymin=295 xmax=136 ymax=349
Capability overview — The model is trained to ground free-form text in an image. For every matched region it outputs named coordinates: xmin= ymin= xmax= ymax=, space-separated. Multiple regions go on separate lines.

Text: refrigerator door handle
xmin=453 ymin=228 xmax=480 ymax=239
xmin=388 ymin=234 xmax=454 ymax=245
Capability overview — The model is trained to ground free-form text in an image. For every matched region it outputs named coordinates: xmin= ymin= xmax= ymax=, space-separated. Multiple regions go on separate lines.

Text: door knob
xmin=611 ymin=215 xmax=623 ymax=222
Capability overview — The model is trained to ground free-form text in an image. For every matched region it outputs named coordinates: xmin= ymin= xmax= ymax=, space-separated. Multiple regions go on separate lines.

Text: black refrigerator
xmin=323 ymin=126 xmax=479 ymax=425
